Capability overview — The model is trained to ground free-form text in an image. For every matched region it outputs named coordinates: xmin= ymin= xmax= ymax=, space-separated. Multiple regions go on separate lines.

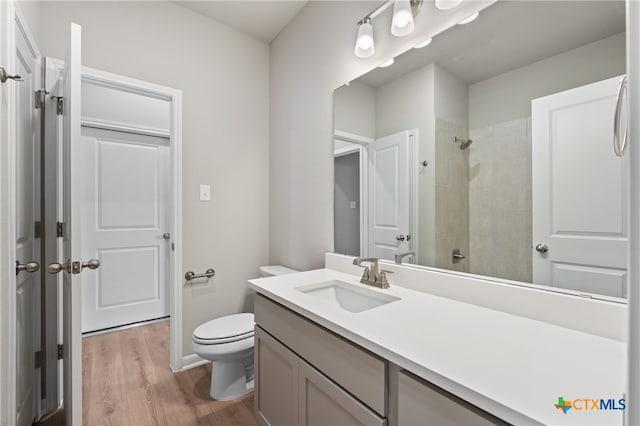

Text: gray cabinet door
xmin=397 ymin=371 xmax=505 ymax=426
xmin=255 ymin=327 xmax=299 ymax=426
xmin=299 ymin=361 xmax=385 ymax=426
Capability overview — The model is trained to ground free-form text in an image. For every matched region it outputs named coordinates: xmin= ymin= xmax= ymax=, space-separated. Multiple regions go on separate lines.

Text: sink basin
xmin=296 ymin=280 xmax=400 ymax=313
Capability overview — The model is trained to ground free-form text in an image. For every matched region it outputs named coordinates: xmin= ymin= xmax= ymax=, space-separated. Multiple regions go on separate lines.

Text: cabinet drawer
xmin=255 ymin=294 xmax=386 ymax=416
xmin=300 ymin=360 xmax=385 ymax=426
xmin=397 ymin=370 xmax=507 ymax=426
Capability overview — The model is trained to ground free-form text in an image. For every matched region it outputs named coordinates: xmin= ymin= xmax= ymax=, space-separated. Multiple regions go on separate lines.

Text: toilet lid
xmin=193 ymin=313 xmax=254 ymax=345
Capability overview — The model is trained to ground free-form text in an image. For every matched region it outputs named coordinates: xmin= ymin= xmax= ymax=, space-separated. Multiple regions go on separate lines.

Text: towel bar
xmin=185 ymin=268 xmax=216 ymax=282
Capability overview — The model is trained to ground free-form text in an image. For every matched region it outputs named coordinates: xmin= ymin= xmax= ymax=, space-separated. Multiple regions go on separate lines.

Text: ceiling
xmin=360 ymin=1 xmax=625 ymax=88
xmin=174 ymin=1 xmax=308 ymax=42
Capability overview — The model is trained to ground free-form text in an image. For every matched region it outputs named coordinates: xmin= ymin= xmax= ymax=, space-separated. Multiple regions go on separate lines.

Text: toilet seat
xmin=193 ymin=313 xmax=254 ymax=345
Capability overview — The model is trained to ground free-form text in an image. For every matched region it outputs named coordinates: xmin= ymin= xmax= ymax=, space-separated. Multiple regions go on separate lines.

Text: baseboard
xmin=181 ymin=353 xmax=209 ymax=371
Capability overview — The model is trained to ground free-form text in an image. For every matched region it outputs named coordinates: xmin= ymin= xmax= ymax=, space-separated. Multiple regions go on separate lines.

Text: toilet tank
xmin=259 ymin=265 xmax=298 ymax=277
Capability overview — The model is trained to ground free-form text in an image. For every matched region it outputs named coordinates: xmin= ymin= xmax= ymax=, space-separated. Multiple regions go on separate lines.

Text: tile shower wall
xmin=469 ymin=118 xmax=532 ymax=283
xmin=435 ymin=118 xmax=469 ymax=273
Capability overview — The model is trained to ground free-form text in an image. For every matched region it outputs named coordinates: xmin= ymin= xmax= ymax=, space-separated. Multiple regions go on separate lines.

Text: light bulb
xmin=434 ymin=0 xmax=463 ymax=11
xmin=355 ymin=19 xmax=375 ymax=58
xmin=391 ymin=0 xmax=415 ymax=37
xmin=414 ymin=37 xmax=432 ymax=49
xmin=457 ymin=12 xmax=479 ymax=25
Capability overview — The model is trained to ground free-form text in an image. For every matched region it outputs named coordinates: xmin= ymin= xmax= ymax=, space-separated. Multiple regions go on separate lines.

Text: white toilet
xmin=192 ymin=265 xmax=297 ymax=400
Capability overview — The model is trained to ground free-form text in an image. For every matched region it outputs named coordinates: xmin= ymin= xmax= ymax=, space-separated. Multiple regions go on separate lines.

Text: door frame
xmin=0 ymin=0 xmax=18 ymax=424
xmin=46 ymin=59 xmax=185 ymax=372
xmin=334 ymin=130 xmax=372 ymax=257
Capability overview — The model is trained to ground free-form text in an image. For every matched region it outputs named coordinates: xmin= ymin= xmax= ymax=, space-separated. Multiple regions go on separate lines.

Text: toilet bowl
xmin=192 ymin=265 xmax=297 ymax=400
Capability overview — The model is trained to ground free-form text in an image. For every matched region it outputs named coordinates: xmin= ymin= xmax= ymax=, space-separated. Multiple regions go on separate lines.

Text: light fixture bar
xmin=354 ymin=0 xmax=423 ymax=59
xmin=358 ymin=0 xmax=394 ymax=24
xmin=357 ymin=0 xmax=422 ymax=24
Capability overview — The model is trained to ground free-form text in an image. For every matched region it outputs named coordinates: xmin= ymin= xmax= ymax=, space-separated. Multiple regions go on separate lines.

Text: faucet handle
xmin=377 ymin=270 xmax=394 ymax=289
xmin=353 ymin=260 xmax=370 ymax=283
xmin=361 ymin=268 xmax=370 ymax=281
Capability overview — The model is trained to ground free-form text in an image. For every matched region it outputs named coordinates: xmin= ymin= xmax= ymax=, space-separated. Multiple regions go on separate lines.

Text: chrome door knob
xmin=162 ymin=233 xmax=171 ymax=240
xmin=16 ymin=261 xmax=40 ymax=275
xmin=81 ymin=259 xmax=100 ymax=270
xmin=48 ymin=261 xmax=70 ymax=274
xmin=396 ymin=235 xmax=406 ymax=241
xmin=535 ymin=243 xmax=549 ymax=253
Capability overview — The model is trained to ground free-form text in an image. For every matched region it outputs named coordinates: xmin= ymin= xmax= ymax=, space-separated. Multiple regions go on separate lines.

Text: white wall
xmin=21 ymin=1 xmax=270 ymax=359
xmin=469 ymin=32 xmax=626 ymax=129
xmin=434 ymin=64 xmax=468 ymax=127
xmin=333 ymin=81 xmax=376 ymax=139
xmin=270 ymin=0 xmax=494 ymax=270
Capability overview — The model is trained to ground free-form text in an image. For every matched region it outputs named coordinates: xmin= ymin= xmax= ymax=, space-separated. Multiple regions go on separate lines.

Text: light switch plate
xmin=200 ymin=185 xmax=211 ymax=201
xmin=350 ymin=201 xmax=357 ymax=209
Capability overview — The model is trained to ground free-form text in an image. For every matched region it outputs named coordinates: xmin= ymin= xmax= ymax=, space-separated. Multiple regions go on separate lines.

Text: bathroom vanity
xmin=249 ymin=268 xmax=625 ymax=426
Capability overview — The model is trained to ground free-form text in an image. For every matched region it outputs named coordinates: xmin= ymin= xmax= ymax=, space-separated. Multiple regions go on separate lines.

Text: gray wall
xmin=19 ymin=1 xmax=270 ymax=359
xmin=334 ymin=152 xmax=360 ymax=257
xmin=270 ymin=0 xmax=494 ymax=271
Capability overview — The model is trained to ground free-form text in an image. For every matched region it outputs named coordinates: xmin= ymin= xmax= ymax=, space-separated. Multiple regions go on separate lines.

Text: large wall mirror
xmin=333 ymin=0 xmax=628 ymax=300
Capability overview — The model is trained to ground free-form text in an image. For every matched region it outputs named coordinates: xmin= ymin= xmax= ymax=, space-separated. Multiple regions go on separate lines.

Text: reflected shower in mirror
xmin=333 ymin=1 xmax=628 ymax=300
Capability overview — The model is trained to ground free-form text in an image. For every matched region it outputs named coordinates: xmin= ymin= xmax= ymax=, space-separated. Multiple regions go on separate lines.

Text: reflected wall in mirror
xmin=333 ymin=1 xmax=628 ymax=299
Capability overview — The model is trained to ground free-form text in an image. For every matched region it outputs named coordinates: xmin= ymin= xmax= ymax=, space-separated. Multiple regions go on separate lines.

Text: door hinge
xmin=34 ymin=221 xmax=42 ymax=239
xmin=57 ymin=344 xmax=63 ymax=360
xmin=56 ymin=221 xmax=63 ymax=238
xmin=35 ymin=350 xmax=41 ymax=369
xmin=52 ymin=96 xmax=63 ymax=115
xmin=34 ymin=89 xmax=48 ymax=109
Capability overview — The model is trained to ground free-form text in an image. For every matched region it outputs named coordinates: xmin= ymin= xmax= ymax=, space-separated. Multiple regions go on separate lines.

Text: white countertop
xmin=248 ymin=268 xmax=626 ymax=426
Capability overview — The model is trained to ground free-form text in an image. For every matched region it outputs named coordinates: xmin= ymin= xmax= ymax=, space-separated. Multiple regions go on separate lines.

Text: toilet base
xmin=209 ymin=353 xmax=255 ymax=400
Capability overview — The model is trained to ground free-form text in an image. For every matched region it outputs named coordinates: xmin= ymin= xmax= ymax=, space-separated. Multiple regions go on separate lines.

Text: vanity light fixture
xmin=391 ymin=0 xmax=415 ymax=37
xmin=379 ymin=58 xmax=395 ymax=68
xmin=457 ymin=12 xmax=479 ymax=25
xmin=355 ymin=17 xmax=375 ymax=58
xmin=434 ymin=0 xmax=463 ymax=11
xmin=414 ymin=37 xmax=433 ymax=48
xmin=354 ymin=0 xmax=423 ymax=58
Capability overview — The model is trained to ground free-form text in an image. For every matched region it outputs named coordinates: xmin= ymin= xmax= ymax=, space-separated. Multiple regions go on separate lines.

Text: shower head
xmin=454 ymin=136 xmax=473 ymax=150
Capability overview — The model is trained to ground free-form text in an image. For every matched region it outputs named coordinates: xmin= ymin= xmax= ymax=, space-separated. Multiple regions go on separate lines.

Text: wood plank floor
xmin=82 ymin=321 xmax=259 ymax=426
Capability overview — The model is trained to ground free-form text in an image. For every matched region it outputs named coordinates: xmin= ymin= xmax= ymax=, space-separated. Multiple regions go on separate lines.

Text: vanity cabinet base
xmin=255 ymin=326 xmax=385 ymax=426
xmin=253 ymin=293 xmax=508 ymax=426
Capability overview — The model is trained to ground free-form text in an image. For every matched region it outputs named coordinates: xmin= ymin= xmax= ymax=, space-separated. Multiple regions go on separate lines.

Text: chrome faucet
xmin=394 ymin=251 xmax=415 ymax=265
xmin=352 ymin=257 xmax=392 ymax=289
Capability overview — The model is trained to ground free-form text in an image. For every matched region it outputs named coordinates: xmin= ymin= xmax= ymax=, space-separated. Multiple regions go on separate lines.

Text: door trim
xmin=0 ymin=0 xmax=17 ymax=424
xmin=334 ymin=130 xmax=371 ymax=257
xmin=47 ymin=58 xmax=184 ymax=372
xmin=627 ymin=1 xmax=640 ymax=423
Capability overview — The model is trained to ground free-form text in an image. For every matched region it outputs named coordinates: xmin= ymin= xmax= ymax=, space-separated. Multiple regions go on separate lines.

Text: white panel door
xmin=368 ymin=131 xmax=411 ymax=261
xmin=15 ymin=21 xmax=40 ymax=426
xmin=532 ymin=76 xmax=629 ymax=298
xmin=80 ymin=128 xmax=170 ymax=333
